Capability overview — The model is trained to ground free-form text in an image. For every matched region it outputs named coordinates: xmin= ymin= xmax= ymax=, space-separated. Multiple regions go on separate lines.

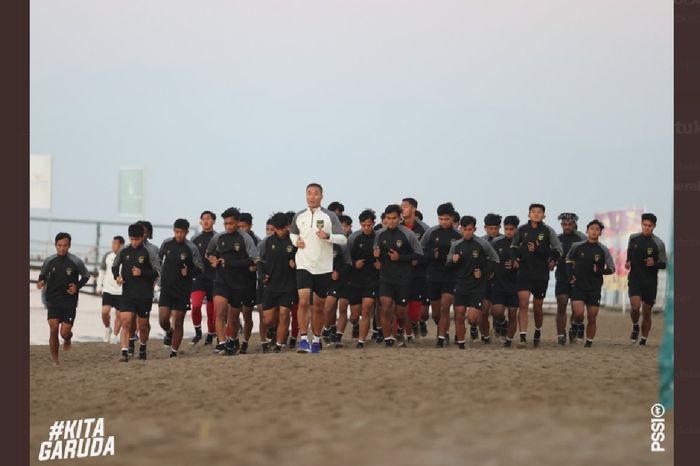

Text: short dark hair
xmin=503 ymin=216 xmax=520 ymax=227
xmin=339 ymin=214 xmax=352 ymax=225
xmin=484 ymin=213 xmax=502 ymax=226
xmin=306 ymin=183 xmax=323 ymax=193
xmin=415 ymin=210 xmax=424 ymax=221
xmin=128 ymin=223 xmax=145 ymax=238
xmin=55 ymin=232 xmax=71 ymax=244
xmin=266 ymin=217 xmax=274 ymax=226
xmin=459 ymin=216 xmax=477 ymax=228
xmin=328 ymin=201 xmax=344 ymax=213
xmin=358 ymin=209 xmax=376 ymax=223
xmin=402 ymin=197 xmax=418 ymax=208
xmin=285 ymin=211 xmax=297 ymax=224
xmin=437 ymin=202 xmax=456 ymax=217
xmin=384 ymin=204 xmax=402 ymax=216
xmin=641 ymin=213 xmax=657 ymax=225
xmin=239 ymin=212 xmax=253 ymax=224
xmin=200 ymin=210 xmax=217 ymax=221
xmin=137 ymin=220 xmax=153 ymax=238
xmin=270 ymin=212 xmax=290 ymax=229
xmin=452 ymin=211 xmax=460 ymax=223
xmin=587 ymin=219 xmax=605 ymax=231
xmin=221 ymin=207 xmax=241 ymax=220
xmin=528 ymin=203 xmax=546 ymax=213
xmin=380 ymin=212 xmax=387 ymax=220
xmin=173 ymin=218 xmax=190 ymax=231
xmin=113 ymin=235 xmax=125 ymax=245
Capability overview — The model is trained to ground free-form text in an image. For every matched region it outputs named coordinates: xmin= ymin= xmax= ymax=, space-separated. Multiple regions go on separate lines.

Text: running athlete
xmin=554 ymin=213 xmax=587 ymax=345
xmin=446 ymin=217 xmax=500 ymax=349
xmin=339 ymin=215 xmax=353 ymax=237
xmin=345 ymin=209 xmax=381 ymax=348
xmin=491 ymin=216 xmax=521 ymax=347
xmin=511 ymin=204 xmax=563 ymax=347
xmin=625 ymin=213 xmax=667 ymax=345
xmin=373 ymin=204 xmax=424 ymax=347
xmin=401 ymin=197 xmax=430 ymax=339
xmin=158 ymin=219 xmax=204 ymax=357
xmin=289 ymin=183 xmax=348 ymax=353
xmin=322 ymin=242 xmax=352 ymax=347
xmin=256 ymin=213 xmax=298 ymax=353
xmin=37 ymin=233 xmax=91 ymax=365
xmin=238 ymin=212 xmax=262 ymax=354
xmin=96 ymin=235 xmax=124 ymax=343
xmin=566 ymin=220 xmax=615 ymax=347
xmin=328 ymin=201 xmax=345 ymax=217
xmin=189 ymin=211 xmax=217 ymax=345
xmin=421 ymin=203 xmax=461 ymax=346
xmin=112 ymin=224 xmax=162 ymax=361
xmin=206 ymin=208 xmax=259 ymax=356
xmin=479 ymin=213 xmax=503 ymax=342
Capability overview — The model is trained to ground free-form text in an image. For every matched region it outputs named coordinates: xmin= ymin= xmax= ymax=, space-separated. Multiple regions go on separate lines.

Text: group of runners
xmin=37 ymin=183 xmax=667 ymax=365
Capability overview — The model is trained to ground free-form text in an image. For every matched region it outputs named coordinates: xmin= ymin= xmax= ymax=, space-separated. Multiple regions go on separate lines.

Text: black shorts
xmin=379 ymin=281 xmax=410 ymax=306
xmin=327 ymin=279 xmax=350 ymax=299
xmin=491 ymin=290 xmax=519 ymax=308
xmin=192 ymin=277 xmax=214 ymax=294
xmin=483 ymin=282 xmax=493 ymax=301
xmin=571 ymin=287 xmax=602 ymax=306
xmin=101 ymin=292 xmax=121 ymax=310
xmin=346 ymin=285 xmax=378 ymax=306
xmin=628 ymin=277 xmax=657 ymax=305
xmin=555 ymin=281 xmax=573 ymax=297
xmin=158 ymin=292 xmax=191 ymax=311
xmin=454 ymin=291 xmax=484 ymax=309
xmin=262 ymin=290 xmax=298 ymax=310
xmin=296 ymin=270 xmax=332 ymax=297
xmin=516 ymin=274 xmax=549 ymax=300
xmin=410 ymin=276 xmax=429 ymax=304
xmin=213 ymin=282 xmax=246 ymax=308
xmin=242 ymin=284 xmax=257 ymax=307
xmin=47 ymin=306 xmax=76 ymax=324
xmin=427 ymin=281 xmax=455 ymax=301
xmin=120 ymin=298 xmax=153 ymax=318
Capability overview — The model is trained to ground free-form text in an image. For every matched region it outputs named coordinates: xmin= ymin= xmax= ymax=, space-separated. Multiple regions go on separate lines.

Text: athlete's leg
xmin=48 ymin=318 xmax=60 ymax=365
xmin=454 ymin=306 xmax=467 ymax=343
xmin=641 ymin=302 xmax=654 ymax=339
xmin=171 ymin=310 xmax=186 ymax=353
xmin=585 ymin=305 xmax=600 ymax=343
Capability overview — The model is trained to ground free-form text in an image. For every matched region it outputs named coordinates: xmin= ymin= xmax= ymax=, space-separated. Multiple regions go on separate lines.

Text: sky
xmin=30 ymin=0 xmax=673 ymax=246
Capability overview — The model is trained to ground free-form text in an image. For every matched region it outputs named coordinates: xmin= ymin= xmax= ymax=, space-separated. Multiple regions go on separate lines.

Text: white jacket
xmin=289 ymin=207 xmax=347 ymax=275
xmin=97 ymin=251 xmax=122 ymax=295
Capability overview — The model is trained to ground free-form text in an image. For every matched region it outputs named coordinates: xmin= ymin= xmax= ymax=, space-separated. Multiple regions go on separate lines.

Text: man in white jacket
xmin=289 ymin=183 xmax=347 ymax=353
xmin=96 ymin=236 xmax=124 ymax=343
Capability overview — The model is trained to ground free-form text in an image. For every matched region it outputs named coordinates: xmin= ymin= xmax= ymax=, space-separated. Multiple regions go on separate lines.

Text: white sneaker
xmin=103 ymin=327 xmax=112 ymax=343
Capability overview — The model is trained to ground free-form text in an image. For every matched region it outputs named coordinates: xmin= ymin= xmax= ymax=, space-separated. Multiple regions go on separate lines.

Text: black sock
xmin=195 ymin=326 xmax=202 ymax=337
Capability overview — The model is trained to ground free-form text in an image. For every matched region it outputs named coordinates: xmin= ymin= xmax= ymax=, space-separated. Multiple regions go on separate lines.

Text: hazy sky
xmin=30 ymin=0 xmax=672 ymax=244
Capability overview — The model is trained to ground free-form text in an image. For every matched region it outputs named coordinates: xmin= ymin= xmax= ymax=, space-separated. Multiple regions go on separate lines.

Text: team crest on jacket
xmin=180 ymin=253 xmax=187 ymax=261
xmin=594 ymin=254 xmax=601 ymax=262
xmin=138 ymin=255 xmax=145 ymax=264
xmin=234 ymin=243 xmax=241 ymax=252
xmin=317 ymin=220 xmax=325 ymax=229
xmin=472 ymin=250 xmax=479 ymax=258
xmin=647 ymin=248 xmax=654 ymax=255
xmin=537 ymin=233 xmax=545 ymax=241
xmin=396 ymin=240 xmax=403 ymax=248
xmin=286 ymin=245 xmax=293 ymax=253
xmin=66 ymin=267 xmax=72 ymax=275
xmin=271 ymin=243 xmax=276 ymax=250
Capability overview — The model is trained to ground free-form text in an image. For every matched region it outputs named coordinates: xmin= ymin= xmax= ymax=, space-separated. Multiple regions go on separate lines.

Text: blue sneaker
xmin=297 ymin=339 xmax=311 ymax=353
xmin=311 ymin=341 xmax=321 ymax=353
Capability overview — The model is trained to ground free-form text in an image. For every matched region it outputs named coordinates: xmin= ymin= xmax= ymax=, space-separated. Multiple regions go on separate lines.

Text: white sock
xmin=312 ymin=335 xmax=320 ymax=343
